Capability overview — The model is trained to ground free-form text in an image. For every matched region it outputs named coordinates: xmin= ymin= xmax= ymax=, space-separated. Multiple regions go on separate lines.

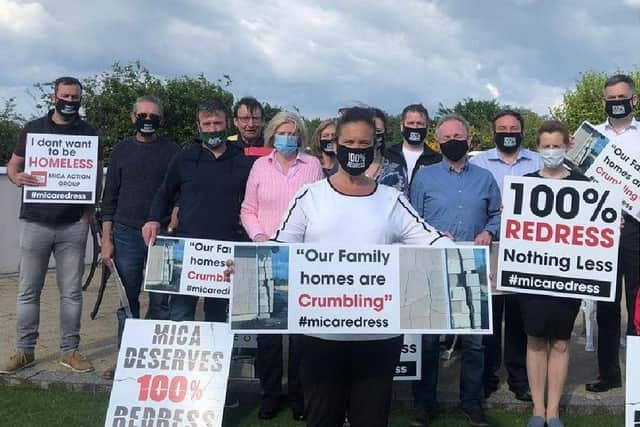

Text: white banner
xmin=23 ymin=132 xmax=99 ymax=204
xmin=567 ymin=121 xmax=640 ymax=220
xmin=231 ymin=244 xmax=492 ymax=334
xmin=394 ymin=334 xmax=422 ymax=381
xmin=627 ymin=336 xmax=640 ymax=427
xmin=497 ymin=176 xmax=620 ymax=301
xmin=144 ymin=237 xmax=233 ymax=298
xmin=104 ymin=320 xmax=233 ymax=427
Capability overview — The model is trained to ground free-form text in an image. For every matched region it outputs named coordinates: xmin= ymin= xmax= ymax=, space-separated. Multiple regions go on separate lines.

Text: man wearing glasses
xmin=232 ymin=97 xmax=268 ymax=159
xmin=100 ymin=95 xmax=180 ymax=377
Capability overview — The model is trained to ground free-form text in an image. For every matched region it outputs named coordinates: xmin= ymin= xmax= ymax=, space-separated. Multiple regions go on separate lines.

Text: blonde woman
xmin=241 ymin=111 xmax=322 ymax=420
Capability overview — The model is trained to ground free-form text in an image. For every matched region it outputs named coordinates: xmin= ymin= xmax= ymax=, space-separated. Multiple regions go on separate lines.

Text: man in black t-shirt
xmin=100 ymin=95 xmax=180 ymax=378
xmin=1 ymin=76 xmax=103 ymax=374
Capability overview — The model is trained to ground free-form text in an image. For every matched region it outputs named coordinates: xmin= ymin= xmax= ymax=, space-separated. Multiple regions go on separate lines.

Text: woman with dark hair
xmin=365 ymin=107 xmax=387 ymax=179
xmin=521 ymin=120 xmax=589 ymax=427
xmin=310 ymin=119 xmax=338 ymax=177
xmin=274 ymin=106 xmax=452 ymax=427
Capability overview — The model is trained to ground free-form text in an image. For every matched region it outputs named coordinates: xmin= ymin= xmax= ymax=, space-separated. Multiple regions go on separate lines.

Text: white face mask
xmin=540 ymin=148 xmax=566 ymax=168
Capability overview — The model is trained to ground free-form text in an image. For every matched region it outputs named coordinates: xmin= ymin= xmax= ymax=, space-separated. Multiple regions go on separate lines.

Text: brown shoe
xmin=102 ymin=363 xmax=117 ymax=380
xmin=0 ymin=351 xmax=35 ymax=374
xmin=60 ymin=351 xmax=94 ymax=373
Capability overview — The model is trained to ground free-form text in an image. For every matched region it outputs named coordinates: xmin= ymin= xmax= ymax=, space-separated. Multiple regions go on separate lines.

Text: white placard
xmin=23 ymin=132 xmax=99 ymax=204
xmin=497 ymin=176 xmax=620 ymax=301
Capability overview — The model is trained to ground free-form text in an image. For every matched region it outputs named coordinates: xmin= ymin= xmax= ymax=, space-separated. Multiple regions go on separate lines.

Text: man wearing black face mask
xmin=378 ymin=103 xmax=440 ymax=194
xmin=3 ymin=76 xmax=103 ymax=375
xmin=587 ymin=74 xmax=640 ymax=393
xmin=143 ymin=99 xmax=252 ymax=323
xmin=470 ymin=110 xmax=541 ymax=402
xmin=100 ymin=95 xmax=180 ymax=378
xmin=409 ymin=114 xmax=500 ymax=427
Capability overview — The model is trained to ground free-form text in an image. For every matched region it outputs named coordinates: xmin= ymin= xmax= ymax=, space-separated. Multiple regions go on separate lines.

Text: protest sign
xmin=626 ymin=336 xmax=640 ymax=427
xmin=394 ymin=334 xmax=422 ymax=381
xmin=230 ymin=244 xmax=491 ymax=334
xmin=566 ymin=121 xmax=640 ymax=220
xmin=144 ymin=237 xmax=233 ymax=298
xmin=497 ymin=176 xmax=620 ymax=301
xmin=104 ymin=319 xmax=233 ymax=427
xmin=23 ymin=132 xmax=99 ymax=204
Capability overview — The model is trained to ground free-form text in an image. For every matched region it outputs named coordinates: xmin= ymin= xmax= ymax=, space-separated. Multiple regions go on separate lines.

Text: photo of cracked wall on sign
xmin=231 ymin=245 xmax=290 ymax=330
xmin=399 ymin=247 xmax=490 ymax=331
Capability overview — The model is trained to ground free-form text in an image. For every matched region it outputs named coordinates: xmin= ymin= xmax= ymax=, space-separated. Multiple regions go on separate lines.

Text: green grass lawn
xmin=0 ymin=386 xmax=624 ymax=427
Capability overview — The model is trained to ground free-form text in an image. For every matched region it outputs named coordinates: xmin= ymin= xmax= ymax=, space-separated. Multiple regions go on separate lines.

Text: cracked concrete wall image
xmin=231 ymin=246 xmax=277 ymax=323
xmin=399 ymin=247 xmax=450 ymax=329
xmin=399 ymin=247 xmax=489 ymax=331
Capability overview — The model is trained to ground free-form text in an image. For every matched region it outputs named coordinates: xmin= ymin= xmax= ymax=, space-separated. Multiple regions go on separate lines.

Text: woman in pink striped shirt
xmin=240 ymin=111 xmax=322 ymax=421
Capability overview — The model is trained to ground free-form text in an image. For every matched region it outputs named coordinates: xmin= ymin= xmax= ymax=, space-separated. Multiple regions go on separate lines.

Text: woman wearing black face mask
xmin=273 ymin=107 xmax=452 ymax=427
xmin=311 ymin=119 xmax=338 ymax=177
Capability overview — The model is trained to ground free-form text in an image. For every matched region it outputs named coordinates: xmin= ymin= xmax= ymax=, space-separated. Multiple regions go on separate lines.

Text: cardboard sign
xmin=566 ymin=121 xmax=640 ymax=220
xmin=230 ymin=243 xmax=492 ymax=334
xmin=394 ymin=334 xmax=422 ymax=381
xmin=23 ymin=133 xmax=99 ymax=204
xmin=144 ymin=237 xmax=233 ymax=298
xmin=497 ymin=176 xmax=620 ymax=301
xmin=104 ymin=320 xmax=233 ymax=427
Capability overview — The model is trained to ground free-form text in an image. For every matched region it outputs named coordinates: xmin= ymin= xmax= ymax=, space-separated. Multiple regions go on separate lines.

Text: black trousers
xmin=483 ymin=294 xmax=529 ymax=392
xmin=596 ymin=238 xmax=640 ymax=383
xmin=256 ymin=334 xmax=303 ymax=404
xmin=299 ymin=335 xmax=403 ymax=427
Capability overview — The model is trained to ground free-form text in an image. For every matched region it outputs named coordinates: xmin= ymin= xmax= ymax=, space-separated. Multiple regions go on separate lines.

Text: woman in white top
xmin=274 ymin=106 xmax=452 ymax=427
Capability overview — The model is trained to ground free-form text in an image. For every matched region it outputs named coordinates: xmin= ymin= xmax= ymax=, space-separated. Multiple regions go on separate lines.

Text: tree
xmin=0 ymin=98 xmax=25 ymax=165
xmin=33 ymin=61 xmax=235 ymax=160
xmin=435 ymin=98 xmax=546 ymax=150
xmin=551 ymin=68 xmax=640 ymax=132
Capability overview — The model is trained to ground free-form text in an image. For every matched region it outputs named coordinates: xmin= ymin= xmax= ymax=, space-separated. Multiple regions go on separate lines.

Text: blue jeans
xmin=114 ymin=223 xmax=169 ymax=347
xmin=16 ymin=220 xmax=89 ymax=353
xmin=412 ymin=335 xmax=485 ymax=411
xmin=169 ymin=295 xmax=228 ymax=323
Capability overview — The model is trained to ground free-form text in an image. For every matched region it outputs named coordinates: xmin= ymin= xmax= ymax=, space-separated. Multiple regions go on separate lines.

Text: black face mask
xmin=605 ymin=98 xmax=634 ymax=119
xmin=55 ymin=98 xmax=80 ymax=119
xmin=320 ymin=139 xmax=335 ymax=154
xmin=336 ymin=144 xmax=375 ymax=176
xmin=402 ymin=127 xmax=427 ymax=145
xmin=440 ymin=139 xmax=468 ymax=162
xmin=136 ymin=116 xmax=160 ymax=135
xmin=375 ymin=132 xmax=385 ymax=150
xmin=494 ymin=132 xmax=522 ymax=154
xmin=201 ymin=130 xmax=227 ymax=149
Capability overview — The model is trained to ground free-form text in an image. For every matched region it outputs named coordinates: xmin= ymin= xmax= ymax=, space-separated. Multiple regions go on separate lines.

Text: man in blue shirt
xmin=409 ymin=114 xmax=500 ymax=427
xmin=470 ymin=110 xmax=541 ymax=402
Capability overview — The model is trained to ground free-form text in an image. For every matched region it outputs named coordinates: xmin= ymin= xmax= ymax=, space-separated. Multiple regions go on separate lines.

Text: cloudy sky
xmin=1 ymin=0 xmax=639 ymax=119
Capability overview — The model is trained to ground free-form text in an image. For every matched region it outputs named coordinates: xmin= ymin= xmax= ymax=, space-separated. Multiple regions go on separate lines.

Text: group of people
xmin=1 ymin=73 xmax=638 ymax=427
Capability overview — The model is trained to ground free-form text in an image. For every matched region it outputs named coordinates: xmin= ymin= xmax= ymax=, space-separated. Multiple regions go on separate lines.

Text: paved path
xmin=0 ymin=271 xmax=627 ymax=413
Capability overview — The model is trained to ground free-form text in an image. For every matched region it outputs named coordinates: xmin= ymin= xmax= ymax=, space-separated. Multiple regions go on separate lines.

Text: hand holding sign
xmin=13 ymin=171 xmax=39 ymax=188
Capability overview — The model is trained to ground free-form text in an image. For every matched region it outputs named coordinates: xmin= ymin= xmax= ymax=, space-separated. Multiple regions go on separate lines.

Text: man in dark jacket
xmin=142 ymin=99 xmax=252 ymax=322
xmin=378 ymin=103 xmax=441 ymax=194
xmin=100 ymin=95 xmax=180 ymax=377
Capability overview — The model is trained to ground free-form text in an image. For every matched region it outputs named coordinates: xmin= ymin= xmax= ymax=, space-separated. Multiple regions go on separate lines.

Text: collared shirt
xmin=594 ymin=117 xmax=640 ymax=157
xmin=410 ymin=160 xmax=501 ymax=241
xmin=470 ymin=147 xmax=542 ymax=194
xmin=241 ymin=151 xmax=323 ymax=239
